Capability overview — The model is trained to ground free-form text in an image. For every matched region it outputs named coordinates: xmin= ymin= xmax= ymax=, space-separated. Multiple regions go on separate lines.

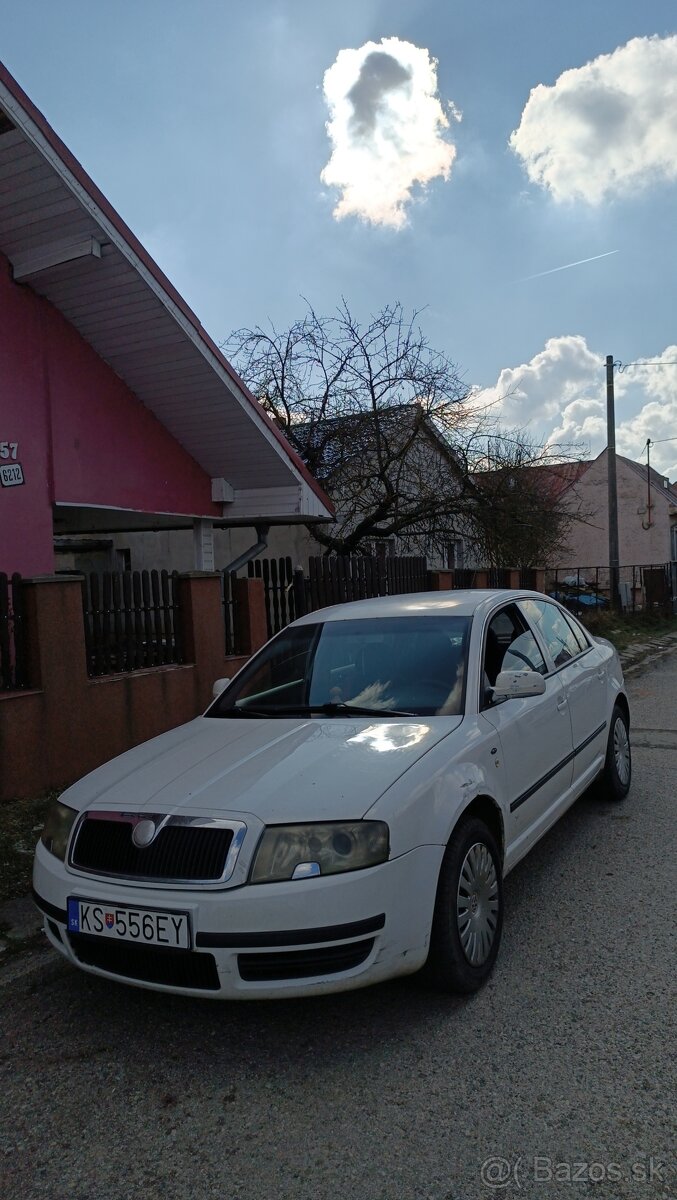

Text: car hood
xmin=63 ymin=714 xmax=462 ymax=823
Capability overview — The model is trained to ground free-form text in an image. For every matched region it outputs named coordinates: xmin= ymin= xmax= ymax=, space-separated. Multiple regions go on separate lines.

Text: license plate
xmin=67 ymin=898 xmax=190 ymax=949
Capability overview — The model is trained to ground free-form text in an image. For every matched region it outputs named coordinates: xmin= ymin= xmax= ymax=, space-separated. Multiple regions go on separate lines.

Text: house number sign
xmin=0 ymin=441 xmax=25 ymax=487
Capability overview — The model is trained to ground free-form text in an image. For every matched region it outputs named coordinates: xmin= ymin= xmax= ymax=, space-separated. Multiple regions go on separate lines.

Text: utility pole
xmin=606 ymin=355 xmax=620 ymax=609
xmin=645 ymin=438 xmax=652 ymax=528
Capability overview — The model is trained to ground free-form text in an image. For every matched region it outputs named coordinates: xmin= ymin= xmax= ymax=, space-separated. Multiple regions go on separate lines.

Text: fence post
xmin=176 ymin=572 xmax=225 ymax=705
xmin=22 ymin=575 xmax=88 ymax=692
xmin=292 ymin=567 xmax=307 ymax=618
xmin=233 ymin=577 xmax=268 ymax=655
xmin=427 ymin=570 xmax=453 ymax=591
xmin=18 ymin=575 xmax=90 ymax=794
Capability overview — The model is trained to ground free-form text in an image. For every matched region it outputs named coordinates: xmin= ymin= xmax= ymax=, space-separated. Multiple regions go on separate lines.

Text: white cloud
xmin=510 ymin=34 xmax=677 ymax=203
xmin=474 ymin=335 xmax=603 ymax=430
xmin=614 ymin=349 xmax=677 ymax=479
xmin=321 ymin=37 xmax=460 ymax=228
xmin=476 ymin=337 xmax=677 ymax=479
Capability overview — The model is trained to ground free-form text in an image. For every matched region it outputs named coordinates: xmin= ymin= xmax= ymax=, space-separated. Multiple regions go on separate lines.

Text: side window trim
xmin=479 ymin=600 xmax=548 ymax=710
xmin=518 ymin=599 xmax=589 ymax=676
xmin=479 ymin=602 xmax=514 ymax=711
xmin=516 ymin=599 xmax=556 ymax=673
xmin=561 ymin=609 xmax=591 ymax=654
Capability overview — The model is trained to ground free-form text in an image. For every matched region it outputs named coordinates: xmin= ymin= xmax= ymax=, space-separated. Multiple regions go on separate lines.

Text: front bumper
xmin=33 ymin=840 xmax=443 ymax=999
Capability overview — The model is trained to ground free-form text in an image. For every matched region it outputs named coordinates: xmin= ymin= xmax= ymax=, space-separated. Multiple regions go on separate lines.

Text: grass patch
xmin=581 ymin=611 xmax=676 ymax=655
xmin=0 ymin=792 xmax=56 ymax=902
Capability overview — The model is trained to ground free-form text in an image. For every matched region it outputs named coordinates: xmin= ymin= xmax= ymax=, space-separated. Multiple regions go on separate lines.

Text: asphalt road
xmin=1 ymin=659 xmax=675 ymax=1200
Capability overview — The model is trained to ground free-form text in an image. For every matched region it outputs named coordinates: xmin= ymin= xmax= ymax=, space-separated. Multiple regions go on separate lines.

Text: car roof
xmin=292 ymin=589 xmax=548 ymax=624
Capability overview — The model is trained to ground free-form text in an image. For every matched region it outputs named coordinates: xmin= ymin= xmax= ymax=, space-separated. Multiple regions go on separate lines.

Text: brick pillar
xmin=508 ymin=570 xmax=521 ymax=589
xmin=473 ymin=570 xmax=489 ymax=588
xmin=21 ymin=575 xmax=90 ymax=789
xmin=177 ymin=572 xmax=225 ymax=707
xmin=533 ymin=569 xmax=546 ymax=593
xmin=233 ymin=577 xmax=268 ymax=654
xmin=427 ymin=570 xmax=453 ymax=591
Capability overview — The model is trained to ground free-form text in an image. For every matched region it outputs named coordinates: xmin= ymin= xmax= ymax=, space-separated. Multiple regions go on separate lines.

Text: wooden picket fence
xmin=81 ymin=570 xmax=182 ymax=676
xmin=247 ymin=555 xmax=429 ymax=639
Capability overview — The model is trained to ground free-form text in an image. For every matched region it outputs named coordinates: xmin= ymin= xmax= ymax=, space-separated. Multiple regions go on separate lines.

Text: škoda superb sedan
xmin=33 ymin=590 xmax=630 ymax=999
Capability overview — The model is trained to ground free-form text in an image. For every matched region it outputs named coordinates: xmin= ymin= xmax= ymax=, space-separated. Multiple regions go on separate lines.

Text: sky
xmin=3 ymin=0 xmax=677 ymax=475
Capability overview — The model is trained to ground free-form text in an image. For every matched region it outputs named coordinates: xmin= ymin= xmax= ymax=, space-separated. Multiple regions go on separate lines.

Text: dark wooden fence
xmin=247 ymin=556 xmax=300 ymax=639
xmin=247 ymin=555 xmax=429 ymax=639
xmin=82 ymin=570 xmax=182 ymax=677
xmin=518 ymin=568 xmax=538 ymax=589
xmin=305 ymin=554 xmax=428 ymax=614
xmin=488 ymin=568 xmax=511 ymax=589
xmin=0 ymin=572 xmax=28 ymax=691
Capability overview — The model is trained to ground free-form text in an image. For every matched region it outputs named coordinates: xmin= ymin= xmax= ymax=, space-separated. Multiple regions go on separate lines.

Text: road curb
xmin=620 ymin=634 xmax=677 ymax=676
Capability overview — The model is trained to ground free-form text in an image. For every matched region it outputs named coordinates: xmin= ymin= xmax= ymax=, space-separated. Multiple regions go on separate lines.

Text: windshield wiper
xmin=218 ymin=706 xmax=286 ymax=718
xmin=225 ymin=701 xmax=416 ymax=718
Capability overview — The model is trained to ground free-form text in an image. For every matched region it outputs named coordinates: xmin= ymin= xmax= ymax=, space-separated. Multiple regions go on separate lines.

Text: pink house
xmin=554 ymin=448 xmax=677 ymax=570
xmin=0 ymin=61 xmax=332 ymax=579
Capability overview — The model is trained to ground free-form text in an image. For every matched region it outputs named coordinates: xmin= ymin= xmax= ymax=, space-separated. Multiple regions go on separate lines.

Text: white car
xmin=33 ymin=589 xmax=631 ymax=999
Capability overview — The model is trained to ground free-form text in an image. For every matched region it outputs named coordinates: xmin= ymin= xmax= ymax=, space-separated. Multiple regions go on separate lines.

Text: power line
xmin=617 ymin=359 xmax=677 ymax=372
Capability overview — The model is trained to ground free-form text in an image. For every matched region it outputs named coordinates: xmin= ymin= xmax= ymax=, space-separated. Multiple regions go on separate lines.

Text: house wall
xmin=53 ymin=523 xmax=315 ymax=575
xmin=0 ymin=252 xmax=221 ymax=576
xmin=556 ymin=450 xmax=675 ymax=568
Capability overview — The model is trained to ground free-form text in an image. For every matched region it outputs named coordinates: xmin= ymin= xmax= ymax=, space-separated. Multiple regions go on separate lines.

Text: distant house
xmin=553 ymin=449 xmax=677 ymax=568
xmin=287 ymin=404 xmax=472 ymax=568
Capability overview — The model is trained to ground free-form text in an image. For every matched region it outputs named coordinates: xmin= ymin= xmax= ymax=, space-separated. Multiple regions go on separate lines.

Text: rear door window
xmin=519 ymin=599 xmax=583 ymax=669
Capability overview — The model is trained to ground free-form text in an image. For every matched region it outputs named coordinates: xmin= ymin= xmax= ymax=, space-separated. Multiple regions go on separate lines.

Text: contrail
xmin=517 ymin=249 xmax=618 ymax=282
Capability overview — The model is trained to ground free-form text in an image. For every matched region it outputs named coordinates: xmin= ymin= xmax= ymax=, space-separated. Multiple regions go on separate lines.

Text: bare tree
xmin=225 ymin=301 xmax=587 ymax=564
xmin=225 ymin=301 xmax=481 ymax=556
xmin=467 ymin=434 xmax=590 ymax=568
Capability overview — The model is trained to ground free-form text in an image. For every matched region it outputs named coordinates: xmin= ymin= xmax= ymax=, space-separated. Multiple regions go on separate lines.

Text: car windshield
xmin=208 ymin=615 xmax=471 ymax=718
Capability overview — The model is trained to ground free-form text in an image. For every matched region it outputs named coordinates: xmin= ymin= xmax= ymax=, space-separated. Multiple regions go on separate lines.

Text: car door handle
xmin=597 ymin=669 xmax=606 ymax=680
xmin=556 ymin=696 xmax=568 ymax=711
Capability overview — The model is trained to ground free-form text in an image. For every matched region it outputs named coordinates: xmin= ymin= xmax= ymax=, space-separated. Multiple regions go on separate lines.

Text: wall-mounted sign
xmin=0 ymin=442 xmax=24 ymax=486
xmin=0 ymin=463 xmax=24 ymax=487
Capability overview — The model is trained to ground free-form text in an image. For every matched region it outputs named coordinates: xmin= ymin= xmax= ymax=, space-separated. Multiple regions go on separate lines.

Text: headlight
xmin=250 ymin=821 xmax=389 ymax=883
xmin=40 ymin=800 xmax=78 ymax=861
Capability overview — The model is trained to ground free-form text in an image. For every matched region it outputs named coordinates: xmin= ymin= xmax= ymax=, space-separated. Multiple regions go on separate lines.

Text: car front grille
xmin=70 ymin=816 xmax=234 ymax=883
xmin=237 ymin=938 xmax=375 ymax=982
xmin=70 ymin=933 xmax=220 ymax=990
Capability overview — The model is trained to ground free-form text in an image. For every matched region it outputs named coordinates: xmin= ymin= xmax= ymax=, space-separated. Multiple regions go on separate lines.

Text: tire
xmin=598 ymin=703 xmax=631 ymax=801
xmin=425 ymin=817 xmax=504 ymax=994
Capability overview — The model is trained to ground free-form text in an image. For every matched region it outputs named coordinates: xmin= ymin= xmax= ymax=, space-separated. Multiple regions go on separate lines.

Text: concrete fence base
xmin=0 ymin=573 xmax=266 ymax=803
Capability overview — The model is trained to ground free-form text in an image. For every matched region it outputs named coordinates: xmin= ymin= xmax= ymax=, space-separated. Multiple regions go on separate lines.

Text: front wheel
xmin=425 ymin=817 xmax=504 ymax=994
xmin=598 ymin=704 xmax=631 ymax=801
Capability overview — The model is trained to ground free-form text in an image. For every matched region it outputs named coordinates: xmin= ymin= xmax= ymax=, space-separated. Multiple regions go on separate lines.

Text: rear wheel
xmin=598 ymin=704 xmax=631 ymax=801
xmin=425 ymin=817 xmax=503 ymax=994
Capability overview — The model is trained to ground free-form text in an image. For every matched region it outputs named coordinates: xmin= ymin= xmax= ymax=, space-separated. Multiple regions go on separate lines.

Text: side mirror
xmin=212 ymin=677 xmax=231 ymax=698
xmin=492 ymin=669 xmax=546 ymax=700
